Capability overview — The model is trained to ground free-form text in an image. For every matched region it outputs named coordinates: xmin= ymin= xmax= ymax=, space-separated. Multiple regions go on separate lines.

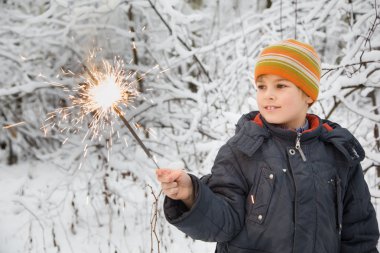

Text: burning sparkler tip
xmin=45 ymin=49 xmax=160 ymax=168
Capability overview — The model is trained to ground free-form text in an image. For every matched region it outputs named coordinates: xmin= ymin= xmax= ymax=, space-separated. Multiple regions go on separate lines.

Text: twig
xmin=236 ymin=4 xmax=250 ymax=73
xmin=147 ymin=0 xmax=212 ymax=83
xmin=322 ymin=60 xmax=380 ymax=78
xmin=15 ymin=200 xmax=47 ymax=253
xmin=280 ymin=0 xmax=283 ymax=39
xmin=363 ymin=163 xmax=377 ymax=174
xmin=58 ymin=215 xmax=75 ymax=253
xmin=369 ymin=90 xmax=380 ymax=151
xmin=294 ymin=0 xmax=298 ymax=40
xmin=127 ymin=5 xmax=144 ymax=92
xmin=360 ymin=0 xmax=379 ymax=62
xmin=146 ymin=184 xmax=162 ymax=253
xmin=326 ymin=85 xmax=363 ymax=119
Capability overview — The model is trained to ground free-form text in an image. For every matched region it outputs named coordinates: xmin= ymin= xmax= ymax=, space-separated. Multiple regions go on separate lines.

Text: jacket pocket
xmin=335 ymin=176 xmax=343 ymax=235
xmin=247 ymin=167 xmax=275 ymax=224
xmin=329 ymin=175 xmax=343 ymax=235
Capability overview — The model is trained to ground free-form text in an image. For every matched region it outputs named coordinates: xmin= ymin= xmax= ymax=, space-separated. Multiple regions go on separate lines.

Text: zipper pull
xmin=295 ymin=132 xmax=307 ymax=162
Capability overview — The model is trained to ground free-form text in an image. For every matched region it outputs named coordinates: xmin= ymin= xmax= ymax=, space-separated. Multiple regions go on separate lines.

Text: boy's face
xmin=255 ymin=74 xmax=313 ymax=129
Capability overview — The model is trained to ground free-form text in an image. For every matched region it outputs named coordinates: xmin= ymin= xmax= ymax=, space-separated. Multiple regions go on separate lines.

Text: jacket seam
xmin=227 ymin=143 xmax=250 ymax=191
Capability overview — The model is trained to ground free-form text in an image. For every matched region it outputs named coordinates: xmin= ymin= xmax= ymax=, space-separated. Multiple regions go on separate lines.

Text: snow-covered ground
xmin=0 ymin=160 xmax=215 ymax=253
xmin=1 ymin=159 xmax=379 ymax=252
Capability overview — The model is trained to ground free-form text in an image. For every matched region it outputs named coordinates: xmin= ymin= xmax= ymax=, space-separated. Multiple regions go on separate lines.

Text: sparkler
xmin=113 ymin=106 xmax=159 ymax=168
xmin=43 ymin=48 xmax=165 ymax=253
xmin=45 ymin=52 xmax=161 ymax=168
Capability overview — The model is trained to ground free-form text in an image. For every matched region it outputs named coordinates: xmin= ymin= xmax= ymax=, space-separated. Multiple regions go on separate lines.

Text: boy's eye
xmin=277 ymin=83 xmax=287 ymax=88
xmin=257 ymin=85 xmax=265 ymax=90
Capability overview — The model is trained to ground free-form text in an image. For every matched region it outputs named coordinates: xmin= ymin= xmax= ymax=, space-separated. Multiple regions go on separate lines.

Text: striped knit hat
xmin=254 ymin=39 xmax=321 ymax=101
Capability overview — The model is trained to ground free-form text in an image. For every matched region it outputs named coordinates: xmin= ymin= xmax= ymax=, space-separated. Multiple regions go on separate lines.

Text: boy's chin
xmin=261 ymin=115 xmax=295 ymax=128
xmin=260 ymin=114 xmax=283 ymax=125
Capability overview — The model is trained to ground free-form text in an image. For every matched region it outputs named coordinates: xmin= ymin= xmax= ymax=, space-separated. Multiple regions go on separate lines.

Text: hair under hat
xmin=254 ymin=39 xmax=321 ymax=102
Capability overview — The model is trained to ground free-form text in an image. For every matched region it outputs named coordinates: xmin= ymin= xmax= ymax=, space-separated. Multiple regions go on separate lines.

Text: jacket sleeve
xmin=341 ymin=164 xmax=379 ymax=253
xmin=163 ymin=144 xmax=247 ymax=242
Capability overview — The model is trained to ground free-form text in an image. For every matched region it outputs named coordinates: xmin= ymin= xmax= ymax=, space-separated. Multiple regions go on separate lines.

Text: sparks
xmin=3 ymin=121 xmax=26 ymax=129
xmin=47 ymin=54 xmax=139 ymax=144
xmin=44 ymin=50 xmax=162 ymax=169
xmin=74 ymin=58 xmax=137 ymax=140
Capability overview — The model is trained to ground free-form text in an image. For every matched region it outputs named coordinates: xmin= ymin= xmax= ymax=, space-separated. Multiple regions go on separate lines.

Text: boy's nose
xmin=264 ymin=89 xmax=276 ymax=100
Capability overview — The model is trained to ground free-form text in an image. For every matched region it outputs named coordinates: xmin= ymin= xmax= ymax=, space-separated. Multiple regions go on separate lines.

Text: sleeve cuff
xmin=164 ymin=174 xmax=200 ymax=222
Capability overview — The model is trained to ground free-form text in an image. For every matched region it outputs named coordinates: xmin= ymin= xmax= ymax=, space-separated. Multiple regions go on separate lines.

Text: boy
xmin=156 ymin=39 xmax=379 ymax=253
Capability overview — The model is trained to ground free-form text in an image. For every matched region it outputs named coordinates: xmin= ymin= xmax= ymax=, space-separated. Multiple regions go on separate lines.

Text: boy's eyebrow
xmin=256 ymin=78 xmax=290 ymax=83
xmin=274 ymin=78 xmax=290 ymax=82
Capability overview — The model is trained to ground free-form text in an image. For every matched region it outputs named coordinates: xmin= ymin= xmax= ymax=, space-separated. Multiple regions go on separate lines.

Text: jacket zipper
xmin=292 ymin=132 xmax=306 ymax=251
xmin=295 ymin=132 xmax=307 ymax=161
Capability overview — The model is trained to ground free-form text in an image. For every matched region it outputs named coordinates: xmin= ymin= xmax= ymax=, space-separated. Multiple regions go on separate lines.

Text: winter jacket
xmin=164 ymin=111 xmax=379 ymax=253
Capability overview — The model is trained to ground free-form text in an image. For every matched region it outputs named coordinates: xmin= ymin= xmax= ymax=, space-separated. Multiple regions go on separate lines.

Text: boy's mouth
xmin=264 ymin=106 xmax=280 ymax=111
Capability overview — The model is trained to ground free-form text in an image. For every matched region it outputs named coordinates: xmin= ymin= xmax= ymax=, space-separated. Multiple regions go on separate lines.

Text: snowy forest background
xmin=0 ymin=0 xmax=380 ymax=252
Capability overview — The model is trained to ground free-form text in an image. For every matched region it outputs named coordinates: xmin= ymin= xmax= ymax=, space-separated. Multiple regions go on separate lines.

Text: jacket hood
xmin=230 ymin=111 xmax=365 ymax=165
xmin=320 ymin=119 xmax=365 ymax=164
xmin=228 ymin=111 xmax=269 ymax=157
xmin=234 ymin=111 xmax=262 ymax=134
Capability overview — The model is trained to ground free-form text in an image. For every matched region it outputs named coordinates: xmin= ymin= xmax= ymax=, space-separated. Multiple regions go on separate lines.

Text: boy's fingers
xmin=161 ymin=182 xmax=178 ymax=191
xmin=155 ymin=168 xmax=172 ymax=178
xmin=155 ymin=168 xmax=167 ymax=175
xmin=164 ymin=187 xmax=179 ymax=198
xmin=156 ymin=169 xmax=182 ymax=183
xmin=156 ymin=169 xmax=169 ymax=182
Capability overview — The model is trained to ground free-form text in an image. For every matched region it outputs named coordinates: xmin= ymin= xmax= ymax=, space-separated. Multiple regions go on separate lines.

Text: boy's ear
xmin=306 ymin=96 xmax=313 ymax=105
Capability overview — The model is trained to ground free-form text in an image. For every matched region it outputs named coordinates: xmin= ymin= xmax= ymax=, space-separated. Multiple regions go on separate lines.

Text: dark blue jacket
xmin=164 ymin=111 xmax=379 ymax=253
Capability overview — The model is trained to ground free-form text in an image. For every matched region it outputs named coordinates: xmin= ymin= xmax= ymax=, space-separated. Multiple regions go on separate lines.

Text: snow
xmin=0 ymin=160 xmax=215 ymax=253
xmin=1 ymin=0 xmax=380 ymax=252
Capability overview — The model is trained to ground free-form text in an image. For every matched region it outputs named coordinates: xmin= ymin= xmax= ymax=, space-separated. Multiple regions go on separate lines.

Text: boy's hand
xmin=156 ymin=169 xmax=195 ymax=208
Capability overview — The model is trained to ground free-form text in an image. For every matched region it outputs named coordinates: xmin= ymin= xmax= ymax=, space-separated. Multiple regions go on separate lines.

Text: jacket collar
xmin=259 ymin=113 xmax=323 ymax=142
xmin=229 ymin=111 xmax=365 ymax=164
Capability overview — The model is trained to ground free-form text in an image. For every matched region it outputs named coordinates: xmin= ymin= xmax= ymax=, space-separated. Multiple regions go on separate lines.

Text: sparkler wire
xmin=113 ymin=106 xmax=160 ymax=169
